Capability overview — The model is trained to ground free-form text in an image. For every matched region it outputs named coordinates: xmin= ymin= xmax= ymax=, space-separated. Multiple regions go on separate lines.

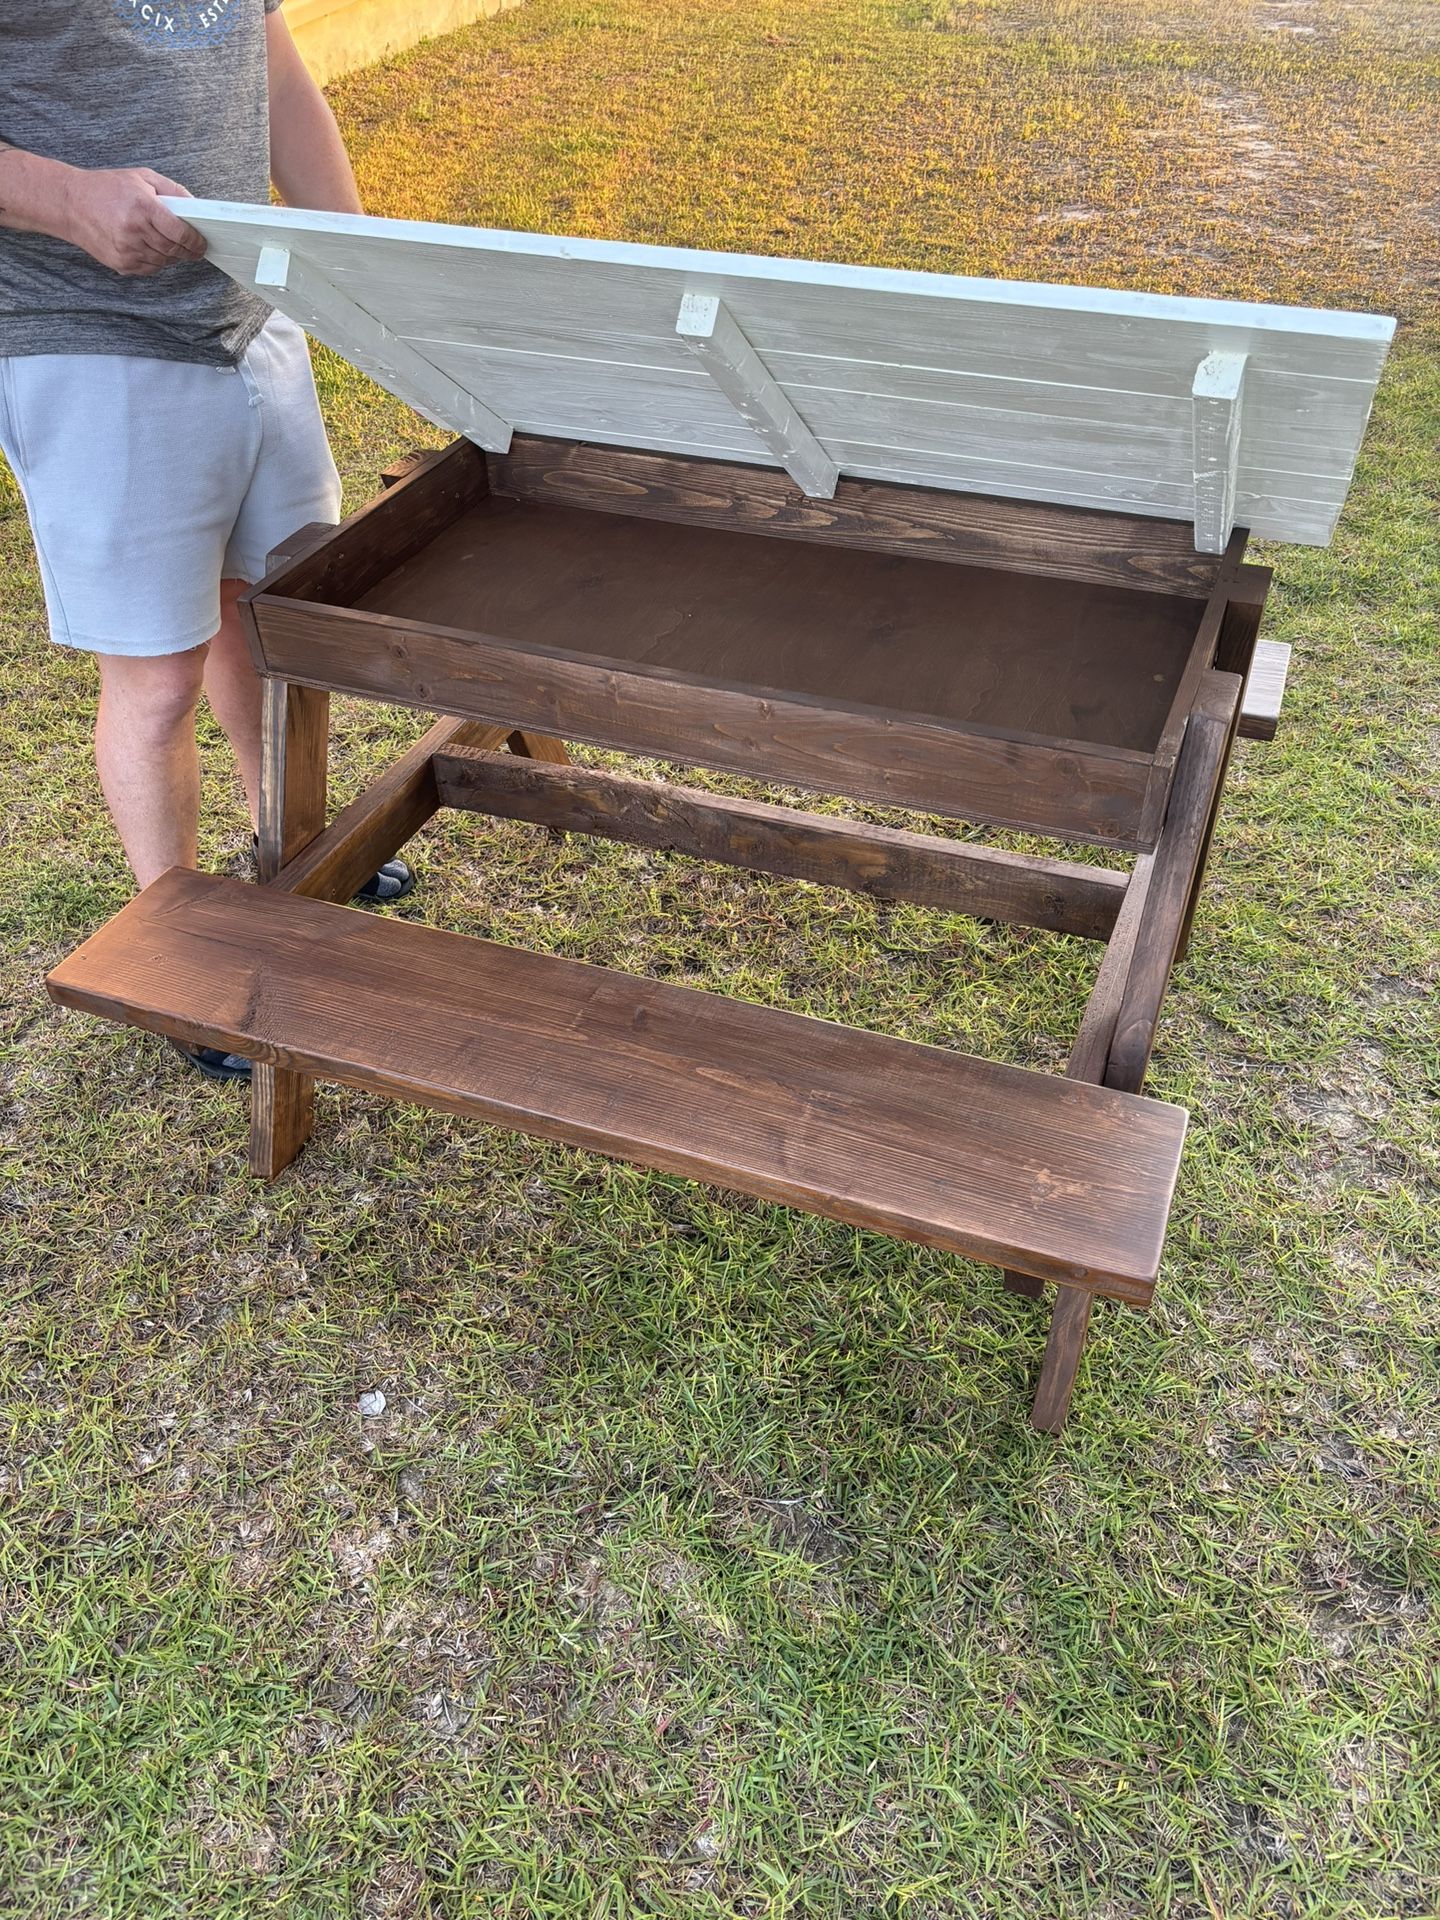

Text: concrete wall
xmin=287 ymin=0 xmax=520 ymax=85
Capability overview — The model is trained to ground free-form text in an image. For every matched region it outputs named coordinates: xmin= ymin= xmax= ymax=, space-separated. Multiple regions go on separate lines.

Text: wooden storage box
xmin=249 ymin=434 xmax=1246 ymax=854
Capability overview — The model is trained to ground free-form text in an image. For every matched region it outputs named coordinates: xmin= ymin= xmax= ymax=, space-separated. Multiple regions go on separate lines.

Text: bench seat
xmin=46 ymin=868 xmax=1188 ymax=1302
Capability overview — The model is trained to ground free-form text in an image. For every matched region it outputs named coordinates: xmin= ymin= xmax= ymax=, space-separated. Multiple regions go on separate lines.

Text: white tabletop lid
xmin=175 ymin=200 xmax=1394 ymax=552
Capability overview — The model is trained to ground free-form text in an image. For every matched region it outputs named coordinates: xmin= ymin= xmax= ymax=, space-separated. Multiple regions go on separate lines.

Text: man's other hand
xmin=60 ymin=168 xmax=207 ymax=277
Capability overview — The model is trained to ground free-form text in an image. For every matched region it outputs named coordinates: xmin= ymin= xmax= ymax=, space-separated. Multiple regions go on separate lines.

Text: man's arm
xmin=0 ymin=144 xmax=205 ymax=276
xmin=266 ymin=11 xmax=363 ymax=214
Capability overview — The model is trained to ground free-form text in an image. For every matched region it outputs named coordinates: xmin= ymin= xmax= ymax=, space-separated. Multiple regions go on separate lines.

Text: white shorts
xmin=0 ymin=314 xmax=341 ymax=658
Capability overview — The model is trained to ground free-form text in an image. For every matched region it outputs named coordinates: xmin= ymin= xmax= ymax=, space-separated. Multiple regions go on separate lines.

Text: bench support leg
xmin=1021 ymin=670 xmax=1243 ymax=1430
xmin=1031 ymin=1287 xmax=1095 ymax=1433
xmin=250 ymin=680 xmax=329 ymax=1180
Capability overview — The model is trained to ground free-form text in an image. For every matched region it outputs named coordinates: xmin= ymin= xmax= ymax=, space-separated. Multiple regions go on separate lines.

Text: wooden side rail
xmin=47 ymin=869 xmax=1189 ymax=1304
xmin=434 ymin=748 xmax=1129 ymax=941
xmin=1018 ymin=670 xmax=1243 ymax=1429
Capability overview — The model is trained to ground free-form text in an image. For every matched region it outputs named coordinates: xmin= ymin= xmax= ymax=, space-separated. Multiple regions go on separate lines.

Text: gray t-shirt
xmin=0 ymin=0 xmax=285 ymax=365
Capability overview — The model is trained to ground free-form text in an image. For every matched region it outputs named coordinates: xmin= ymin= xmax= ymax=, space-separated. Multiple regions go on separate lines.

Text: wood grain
xmin=1238 ymin=639 xmax=1291 ymax=742
xmin=434 ymin=747 xmax=1128 ymax=939
xmin=174 ymin=199 xmax=1393 ymax=547
xmin=247 ymin=595 xmax=1160 ymax=849
xmin=1108 ymin=671 xmax=1242 ymax=1091
xmin=252 ymin=679 xmax=330 ymax=1178
xmin=354 ymin=498 xmax=1205 ymax=755
xmin=48 ymin=869 xmax=1189 ymax=1301
xmin=272 ymin=716 xmax=512 ymax=902
xmin=490 ymin=437 xmax=1223 ymax=597
xmin=245 ymin=438 xmax=488 ymax=612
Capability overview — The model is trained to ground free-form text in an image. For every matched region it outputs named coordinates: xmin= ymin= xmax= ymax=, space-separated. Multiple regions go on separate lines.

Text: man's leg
xmin=94 ymin=645 xmax=210 ymax=891
xmin=202 ymin=578 xmax=264 ymax=831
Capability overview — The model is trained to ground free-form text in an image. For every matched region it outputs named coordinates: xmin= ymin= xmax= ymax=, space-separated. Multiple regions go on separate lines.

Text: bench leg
xmin=250 ymin=680 xmax=329 ymax=1181
xmin=1025 ymin=673 xmax=1241 ymax=1428
xmin=1002 ymin=1270 xmax=1044 ymax=1300
xmin=508 ymin=730 xmax=570 ymax=766
xmin=1031 ymin=1287 xmax=1095 ymax=1432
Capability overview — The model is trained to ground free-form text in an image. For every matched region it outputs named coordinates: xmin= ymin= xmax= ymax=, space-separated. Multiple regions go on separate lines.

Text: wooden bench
xmin=44 ymin=204 xmax=1392 ymax=1431
xmin=48 ymin=867 xmax=1188 ymax=1303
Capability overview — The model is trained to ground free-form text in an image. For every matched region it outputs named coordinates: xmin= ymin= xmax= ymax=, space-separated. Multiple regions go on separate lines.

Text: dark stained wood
xmin=1002 ymin=1271 xmax=1045 ymax=1300
xmin=1238 ymin=639 xmax=1291 ymax=742
xmin=1215 ymin=563 xmax=1274 ymax=678
xmin=434 ymin=747 xmax=1128 ymax=940
xmin=48 ymin=869 xmax=1190 ymax=1302
xmin=355 ymin=498 xmax=1204 ymax=755
xmin=380 ymin=450 xmax=434 ymax=490
xmin=243 ymin=438 xmax=488 ymax=613
xmin=1149 ymin=531 xmax=1245 ymax=764
xmin=1109 ymin=670 xmax=1242 ymax=1091
xmin=1026 ymin=679 xmax=1238 ymax=1435
xmin=252 ymin=679 xmax=330 ymax=1179
xmin=1031 ymin=1288 xmax=1097 ymax=1432
xmin=272 ymin=717 xmax=512 ymax=903
xmin=506 ymin=729 xmax=571 ymax=766
xmin=1002 ymin=849 xmax=1156 ymax=1312
xmin=1023 ymin=849 xmax=1160 ymax=1427
xmin=489 ymin=436 xmax=1224 ymax=598
xmin=246 ymin=598 xmax=1160 ymax=849
xmin=256 ymin=679 xmax=329 ymax=879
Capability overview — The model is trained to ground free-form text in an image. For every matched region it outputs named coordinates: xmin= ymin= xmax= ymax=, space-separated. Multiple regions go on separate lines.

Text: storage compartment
xmin=245 ymin=437 xmax=1229 ymax=851
xmin=355 ymin=496 xmax=1206 ymax=757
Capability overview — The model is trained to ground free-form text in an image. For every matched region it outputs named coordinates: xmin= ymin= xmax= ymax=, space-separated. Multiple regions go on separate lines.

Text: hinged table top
xmin=175 ymin=201 xmax=1394 ymax=553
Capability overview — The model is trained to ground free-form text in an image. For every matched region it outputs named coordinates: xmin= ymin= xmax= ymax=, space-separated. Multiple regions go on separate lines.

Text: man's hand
xmin=0 ymin=148 xmax=206 ymax=275
xmin=58 ymin=167 xmax=207 ymax=277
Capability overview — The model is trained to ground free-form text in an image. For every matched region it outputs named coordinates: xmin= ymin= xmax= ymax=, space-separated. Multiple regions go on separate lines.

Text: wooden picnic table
xmin=47 ymin=207 xmax=1393 ymax=1429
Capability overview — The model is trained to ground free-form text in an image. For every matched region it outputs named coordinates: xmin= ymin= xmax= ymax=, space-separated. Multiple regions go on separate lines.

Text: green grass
xmin=1 ymin=0 xmax=1438 ymax=1914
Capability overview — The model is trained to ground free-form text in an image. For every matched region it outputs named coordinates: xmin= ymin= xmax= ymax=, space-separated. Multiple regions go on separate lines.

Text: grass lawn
xmin=1 ymin=0 xmax=1437 ymax=1913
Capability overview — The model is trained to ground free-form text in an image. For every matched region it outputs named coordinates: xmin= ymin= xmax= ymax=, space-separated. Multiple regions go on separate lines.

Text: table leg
xmin=250 ymin=679 xmax=329 ymax=1180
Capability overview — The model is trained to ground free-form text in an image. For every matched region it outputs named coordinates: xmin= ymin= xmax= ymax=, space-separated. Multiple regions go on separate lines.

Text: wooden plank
xmin=1192 ymin=352 xmax=1248 ymax=554
xmin=675 ymin=294 xmax=838 ymax=499
xmin=271 ymin=716 xmax=512 ymax=903
xmin=252 ymin=679 xmax=330 ymax=1180
xmin=242 ymin=437 xmax=488 ymax=615
xmin=177 ymin=200 xmax=1392 ymax=547
xmin=1215 ymin=562 xmax=1273 ymax=677
xmin=506 ymin=730 xmax=572 ymax=766
xmin=48 ymin=869 xmax=1189 ymax=1300
xmin=1031 ymin=1289 xmax=1098 ymax=1431
xmin=1029 ymin=679 xmax=1240 ymax=1428
xmin=489 ymin=437 xmax=1222 ymax=597
xmin=434 ymin=748 xmax=1128 ymax=940
xmin=257 ymin=680 xmax=330 ymax=880
xmin=1107 ymin=671 xmax=1242 ymax=1094
xmin=354 ymin=499 xmax=1205 ymax=759
xmin=245 ymin=597 xmax=1160 ymax=849
xmin=1000 ymin=847 xmax=1157 ymax=1306
xmin=1022 ymin=848 xmax=1161 ymax=1423
xmin=254 ymin=244 xmax=512 ymax=452
xmin=1238 ymin=639 xmax=1291 ymax=742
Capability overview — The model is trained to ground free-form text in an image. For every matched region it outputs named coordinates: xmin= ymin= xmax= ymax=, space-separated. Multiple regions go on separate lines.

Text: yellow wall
xmin=287 ymin=0 xmax=520 ymax=85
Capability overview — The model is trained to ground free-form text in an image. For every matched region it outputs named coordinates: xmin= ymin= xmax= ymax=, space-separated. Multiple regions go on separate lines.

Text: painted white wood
xmin=675 ymin=293 xmax=838 ymax=498
xmin=1239 ymin=638 xmax=1292 ymax=741
xmin=184 ymin=201 xmax=1394 ymax=547
xmin=253 ymin=244 xmax=512 ymax=453
xmin=1191 ymin=351 xmax=1248 ymax=553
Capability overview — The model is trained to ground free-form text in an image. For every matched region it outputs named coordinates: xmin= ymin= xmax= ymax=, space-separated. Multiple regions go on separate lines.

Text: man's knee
xmin=97 ymin=646 xmax=209 ymax=740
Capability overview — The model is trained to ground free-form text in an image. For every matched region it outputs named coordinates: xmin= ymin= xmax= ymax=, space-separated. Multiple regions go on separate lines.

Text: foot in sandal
xmin=251 ymin=834 xmax=416 ymax=905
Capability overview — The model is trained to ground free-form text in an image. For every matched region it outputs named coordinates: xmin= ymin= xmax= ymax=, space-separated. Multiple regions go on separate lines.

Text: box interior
xmin=354 ymin=496 xmax=1204 ymax=755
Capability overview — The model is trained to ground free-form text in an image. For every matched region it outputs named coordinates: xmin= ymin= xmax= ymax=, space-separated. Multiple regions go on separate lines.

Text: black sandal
xmin=352 ymin=855 xmax=416 ymax=905
xmin=167 ymin=1038 xmax=253 ymax=1082
xmin=250 ymin=835 xmax=416 ymax=905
